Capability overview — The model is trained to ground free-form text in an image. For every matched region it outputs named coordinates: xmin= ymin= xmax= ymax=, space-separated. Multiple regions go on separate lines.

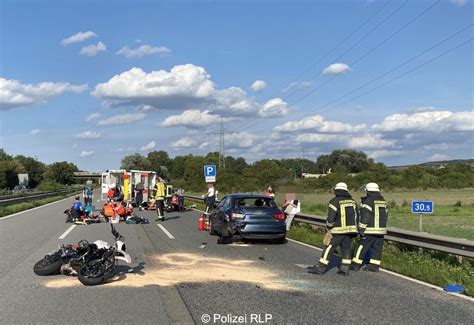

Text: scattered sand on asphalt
xmin=44 ymin=252 xmax=301 ymax=291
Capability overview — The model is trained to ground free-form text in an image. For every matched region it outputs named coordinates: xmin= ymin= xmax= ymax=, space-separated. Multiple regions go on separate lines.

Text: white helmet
xmin=334 ymin=182 xmax=348 ymax=191
xmin=365 ymin=182 xmax=380 ymax=192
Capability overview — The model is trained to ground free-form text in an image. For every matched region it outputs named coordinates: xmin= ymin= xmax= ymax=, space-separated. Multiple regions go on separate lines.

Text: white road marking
xmin=0 ymin=195 xmax=77 ymax=221
xmin=157 ymin=224 xmax=175 ymax=239
xmin=58 ymin=225 xmax=76 ymax=240
xmin=287 ymin=237 xmax=474 ymax=302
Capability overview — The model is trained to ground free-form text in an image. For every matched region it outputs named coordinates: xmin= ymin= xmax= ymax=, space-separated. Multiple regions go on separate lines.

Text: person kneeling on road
xmin=71 ymin=196 xmax=84 ymax=220
xmin=350 ymin=182 xmax=388 ymax=272
xmin=308 ymin=182 xmax=358 ymax=276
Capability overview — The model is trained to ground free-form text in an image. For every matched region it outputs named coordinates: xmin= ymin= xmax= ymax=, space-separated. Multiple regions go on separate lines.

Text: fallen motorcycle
xmin=34 ymin=225 xmax=131 ymax=286
xmin=77 ymin=224 xmax=131 ymax=286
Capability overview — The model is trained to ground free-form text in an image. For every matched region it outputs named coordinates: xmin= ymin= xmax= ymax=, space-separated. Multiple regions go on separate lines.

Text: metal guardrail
xmin=0 ymin=190 xmax=80 ymax=206
xmin=184 ymin=194 xmax=474 ymax=258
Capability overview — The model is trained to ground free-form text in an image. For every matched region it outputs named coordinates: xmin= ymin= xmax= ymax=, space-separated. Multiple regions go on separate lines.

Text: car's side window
xmin=218 ymin=196 xmax=230 ymax=209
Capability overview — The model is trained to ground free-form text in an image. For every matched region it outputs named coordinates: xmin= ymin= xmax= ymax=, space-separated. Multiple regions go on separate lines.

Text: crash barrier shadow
xmin=183 ymin=195 xmax=474 ymax=259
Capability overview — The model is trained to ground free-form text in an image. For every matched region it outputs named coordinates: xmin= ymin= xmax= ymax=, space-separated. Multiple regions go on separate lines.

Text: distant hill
xmin=389 ymin=159 xmax=474 ymax=170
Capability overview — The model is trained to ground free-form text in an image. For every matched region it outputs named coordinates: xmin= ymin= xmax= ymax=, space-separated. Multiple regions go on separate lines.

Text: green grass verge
xmin=0 ymin=192 xmax=79 ymax=218
xmin=287 ymin=223 xmax=474 ymax=297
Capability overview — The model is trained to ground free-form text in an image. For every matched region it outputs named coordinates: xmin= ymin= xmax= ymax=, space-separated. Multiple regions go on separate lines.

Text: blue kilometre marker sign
xmin=411 ymin=201 xmax=434 ymax=214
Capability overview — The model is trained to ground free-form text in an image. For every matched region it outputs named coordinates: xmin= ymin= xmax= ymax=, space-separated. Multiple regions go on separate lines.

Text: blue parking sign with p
xmin=204 ymin=165 xmax=216 ymax=177
xmin=204 ymin=165 xmax=217 ymax=182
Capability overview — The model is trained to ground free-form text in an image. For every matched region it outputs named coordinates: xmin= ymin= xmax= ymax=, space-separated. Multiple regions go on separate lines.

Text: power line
xmin=291 ymin=0 xmax=441 ymax=105
xmin=234 ymin=27 xmax=471 ymax=137
xmin=300 ymin=24 xmax=473 ymax=115
xmin=282 ymin=0 xmax=392 ymax=100
xmin=318 ymin=38 xmax=472 ymax=115
xmin=232 ymin=0 xmax=441 ymax=136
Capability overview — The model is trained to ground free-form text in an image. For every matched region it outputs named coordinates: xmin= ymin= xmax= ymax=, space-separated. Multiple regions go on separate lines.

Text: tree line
xmin=120 ymin=149 xmax=474 ymax=193
xmin=0 ymin=149 xmax=79 ymax=191
xmin=1 ymin=147 xmax=472 ymax=193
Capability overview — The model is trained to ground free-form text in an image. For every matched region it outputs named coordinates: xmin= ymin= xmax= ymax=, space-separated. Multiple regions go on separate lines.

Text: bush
xmin=454 ymin=200 xmax=462 ymax=207
xmin=37 ymin=181 xmax=62 ymax=192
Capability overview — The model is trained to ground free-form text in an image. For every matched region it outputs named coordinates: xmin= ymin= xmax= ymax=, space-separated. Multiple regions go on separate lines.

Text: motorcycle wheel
xmin=77 ymin=258 xmax=116 ymax=286
xmin=33 ymin=253 xmax=63 ymax=275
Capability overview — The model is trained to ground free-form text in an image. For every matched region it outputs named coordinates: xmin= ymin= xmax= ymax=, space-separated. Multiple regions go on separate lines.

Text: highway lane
xmin=0 ymin=197 xmax=473 ymax=324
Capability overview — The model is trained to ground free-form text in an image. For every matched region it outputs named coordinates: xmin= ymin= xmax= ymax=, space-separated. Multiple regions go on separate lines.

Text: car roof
xmin=224 ymin=193 xmax=272 ymax=200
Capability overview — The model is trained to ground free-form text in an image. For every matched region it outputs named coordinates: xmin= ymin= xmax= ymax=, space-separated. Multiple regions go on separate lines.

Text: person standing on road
xmin=83 ymin=180 xmax=93 ymax=206
xmin=351 ymin=182 xmax=388 ymax=272
xmin=154 ymin=178 xmax=166 ymax=221
xmin=176 ymin=187 xmax=185 ymax=212
xmin=202 ymin=183 xmax=216 ymax=213
xmin=308 ymin=182 xmax=358 ymax=276
xmin=135 ymin=181 xmax=144 ymax=211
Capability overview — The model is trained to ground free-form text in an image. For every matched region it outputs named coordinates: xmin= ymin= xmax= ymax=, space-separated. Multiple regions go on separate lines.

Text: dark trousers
xmin=178 ymin=196 xmax=184 ymax=211
xmin=135 ymin=192 xmax=143 ymax=207
xmin=352 ymin=235 xmax=384 ymax=270
xmin=156 ymin=199 xmax=165 ymax=219
xmin=205 ymin=196 xmax=215 ymax=213
xmin=84 ymin=197 xmax=92 ymax=206
xmin=319 ymin=234 xmax=355 ymax=272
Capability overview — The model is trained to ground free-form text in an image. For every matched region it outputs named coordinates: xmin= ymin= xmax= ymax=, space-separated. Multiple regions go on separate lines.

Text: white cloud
xmin=29 ymin=128 xmax=40 ymax=135
xmin=367 ymin=150 xmax=402 ymax=159
xmin=170 ymin=136 xmax=200 ymax=148
xmin=97 ymin=113 xmax=146 ymax=125
xmin=92 ymin=65 xmax=215 ymax=105
xmin=373 ymin=110 xmax=474 ymax=132
xmin=282 ymin=81 xmax=313 ymax=93
xmin=112 ymin=147 xmax=137 ymax=152
xmin=162 ymin=110 xmax=221 ymax=128
xmin=348 ymin=134 xmax=395 ymax=149
xmin=61 ymin=31 xmax=97 ymax=46
xmin=0 ymin=77 xmax=87 ymax=110
xmin=322 ymin=63 xmax=352 ymax=75
xmin=92 ymin=65 xmax=290 ymax=119
xmin=76 ymin=131 xmax=101 ymax=139
xmin=85 ymin=112 xmax=101 ymax=122
xmin=450 ymin=0 xmax=468 ymax=7
xmin=116 ymin=45 xmax=171 ymax=58
xmin=429 ymin=153 xmax=451 ymax=161
xmin=80 ymin=150 xmax=95 ymax=158
xmin=80 ymin=41 xmax=106 ymax=57
xmin=140 ymin=140 xmax=156 ymax=151
xmin=274 ymin=115 xmax=365 ymax=133
xmin=294 ymin=133 xmax=340 ymax=143
xmin=225 ymin=132 xmax=257 ymax=149
xmin=250 ymin=80 xmax=267 ymax=92
xmin=258 ymin=98 xmax=289 ymax=118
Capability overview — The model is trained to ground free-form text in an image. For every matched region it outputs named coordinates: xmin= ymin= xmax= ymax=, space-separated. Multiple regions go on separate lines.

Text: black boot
xmin=349 ymin=264 xmax=362 ymax=271
xmin=307 ymin=265 xmax=325 ymax=275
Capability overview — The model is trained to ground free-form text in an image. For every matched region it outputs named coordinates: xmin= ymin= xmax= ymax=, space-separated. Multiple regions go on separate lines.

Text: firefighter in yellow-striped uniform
xmin=351 ymin=182 xmax=388 ymax=272
xmin=154 ymin=178 xmax=166 ymax=221
xmin=308 ymin=182 xmax=358 ymax=275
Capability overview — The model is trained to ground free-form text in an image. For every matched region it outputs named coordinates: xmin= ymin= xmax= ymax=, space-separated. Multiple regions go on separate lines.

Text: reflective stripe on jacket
xmin=326 ymin=190 xmax=358 ymax=234
xmin=359 ymin=192 xmax=388 ymax=235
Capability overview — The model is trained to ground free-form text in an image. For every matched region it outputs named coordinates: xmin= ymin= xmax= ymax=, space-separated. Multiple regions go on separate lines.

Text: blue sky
xmin=1 ymin=0 xmax=472 ymax=171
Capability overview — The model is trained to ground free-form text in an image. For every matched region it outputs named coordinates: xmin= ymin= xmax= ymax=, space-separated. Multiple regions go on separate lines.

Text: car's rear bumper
xmin=240 ymin=232 xmax=286 ymax=240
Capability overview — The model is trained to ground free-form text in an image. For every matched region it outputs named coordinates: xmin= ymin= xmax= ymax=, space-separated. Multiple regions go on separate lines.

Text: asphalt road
xmin=0 ymin=194 xmax=472 ymax=325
